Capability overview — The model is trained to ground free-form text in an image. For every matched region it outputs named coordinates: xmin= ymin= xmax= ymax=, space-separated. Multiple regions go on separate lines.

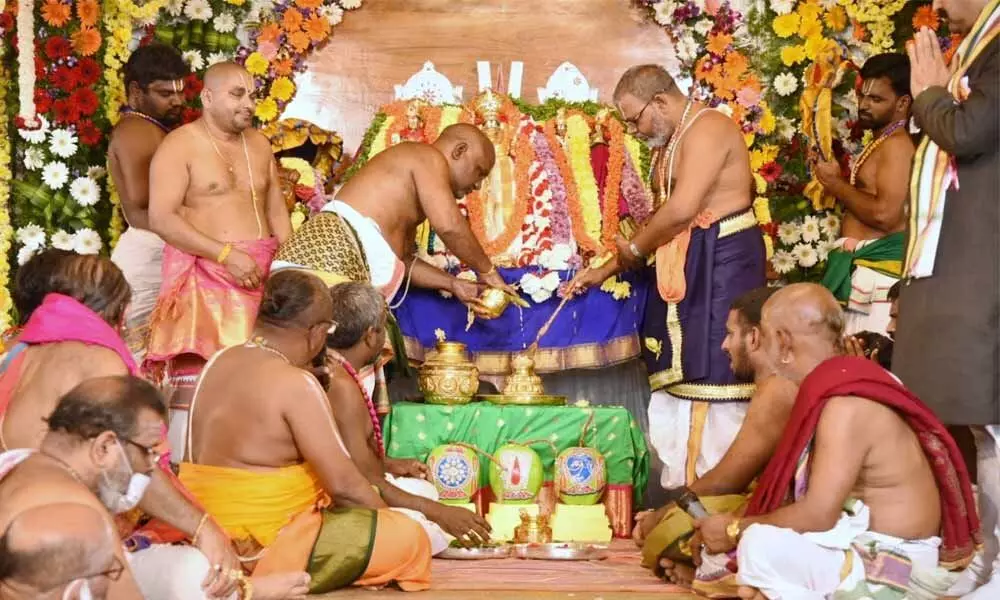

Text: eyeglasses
xmin=42 ymin=555 xmax=126 ymax=593
xmin=622 ymin=96 xmax=655 ymax=132
xmin=124 ymin=438 xmax=162 ymax=466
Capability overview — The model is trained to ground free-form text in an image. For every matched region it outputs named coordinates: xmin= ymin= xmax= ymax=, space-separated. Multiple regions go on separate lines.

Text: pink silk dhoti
xmin=143 ymin=238 xmax=279 ymax=373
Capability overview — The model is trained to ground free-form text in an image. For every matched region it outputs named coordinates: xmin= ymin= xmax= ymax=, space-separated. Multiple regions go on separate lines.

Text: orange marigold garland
xmin=543 ymin=119 xmax=595 ymax=256
xmin=600 ymin=117 xmax=625 ymax=250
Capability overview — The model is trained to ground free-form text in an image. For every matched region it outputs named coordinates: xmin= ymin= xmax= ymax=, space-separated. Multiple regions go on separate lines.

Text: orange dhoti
xmin=178 ymin=462 xmax=432 ymax=593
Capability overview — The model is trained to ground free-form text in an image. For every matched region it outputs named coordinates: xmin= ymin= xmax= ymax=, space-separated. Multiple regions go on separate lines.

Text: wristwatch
xmin=726 ymin=518 xmax=743 ymax=544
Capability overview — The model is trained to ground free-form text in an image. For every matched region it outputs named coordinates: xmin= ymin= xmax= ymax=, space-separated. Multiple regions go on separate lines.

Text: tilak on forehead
xmin=172 ymin=79 xmax=185 ymax=94
xmin=861 ymin=78 xmax=876 ymax=94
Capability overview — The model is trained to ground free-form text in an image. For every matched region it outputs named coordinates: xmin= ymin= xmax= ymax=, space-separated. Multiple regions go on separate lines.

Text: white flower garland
xmin=16 ymin=0 xmax=37 ymax=126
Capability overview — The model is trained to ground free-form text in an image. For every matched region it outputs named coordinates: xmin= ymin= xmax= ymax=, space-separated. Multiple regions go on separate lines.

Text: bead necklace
xmin=244 ymin=336 xmax=290 ymax=363
xmin=120 ymin=107 xmax=170 ymax=133
xmin=850 ymin=120 xmax=908 ymax=186
xmin=326 ymin=349 xmax=384 ymax=458
xmin=201 ymin=120 xmax=264 ymax=239
xmin=654 ymin=99 xmax=694 ymax=205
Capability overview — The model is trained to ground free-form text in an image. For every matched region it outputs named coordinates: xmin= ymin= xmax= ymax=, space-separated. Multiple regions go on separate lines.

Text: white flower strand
xmin=16 ymin=0 xmax=37 ymax=126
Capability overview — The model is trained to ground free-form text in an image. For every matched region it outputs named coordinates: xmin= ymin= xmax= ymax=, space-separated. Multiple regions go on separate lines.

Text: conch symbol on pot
xmin=489 ymin=443 xmax=544 ymax=504
xmin=427 ymin=444 xmax=480 ymax=504
xmin=555 ymin=447 xmax=606 ymax=505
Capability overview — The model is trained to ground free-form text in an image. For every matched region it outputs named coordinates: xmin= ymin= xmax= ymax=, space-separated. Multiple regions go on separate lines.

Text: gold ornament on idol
xmin=202 ymin=120 xmax=265 ymax=240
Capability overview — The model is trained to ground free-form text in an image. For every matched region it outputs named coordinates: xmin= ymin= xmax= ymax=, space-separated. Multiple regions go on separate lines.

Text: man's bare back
xmin=840 ymin=130 xmax=913 ymax=241
xmin=0 ymin=455 xmax=146 ymax=598
xmin=108 ymin=118 xmax=167 ymax=231
xmin=1 ymin=344 xmax=126 ymax=450
xmin=817 ymin=395 xmax=940 ymax=539
xmin=665 ymin=108 xmax=753 ymax=220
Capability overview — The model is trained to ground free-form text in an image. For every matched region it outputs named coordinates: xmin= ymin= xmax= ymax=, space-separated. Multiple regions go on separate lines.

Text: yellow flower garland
xmin=565 ymin=114 xmax=601 ymax=247
xmin=0 ymin=62 xmax=13 ymax=330
xmin=367 ymin=116 xmax=394 ymax=158
xmin=838 ymin=0 xmax=907 ymax=50
xmin=101 ymin=0 xmax=134 ymax=246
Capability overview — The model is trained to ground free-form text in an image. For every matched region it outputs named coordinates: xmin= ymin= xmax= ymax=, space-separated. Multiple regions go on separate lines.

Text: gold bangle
xmin=239 ymin=577 xmax=253 ymax=600
xmin=217 ymin=243 xmax=233 ymax=264
xmin=191 ymin=513 xmax=210 ymax=545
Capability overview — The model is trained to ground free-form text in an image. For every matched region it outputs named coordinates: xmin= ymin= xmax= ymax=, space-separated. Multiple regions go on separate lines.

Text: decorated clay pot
xmin=427 ymin=444 xmax=480 ymax=504
xmin=555 ymin=447 xmax=607 ymax=505
xmin=489 ymin=443 xmax=544 ymax=504
xmin=418 ymin=341 xmax=479 ymax=404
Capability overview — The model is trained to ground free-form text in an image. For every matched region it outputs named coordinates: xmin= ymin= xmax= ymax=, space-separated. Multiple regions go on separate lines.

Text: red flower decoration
xmin=184 ymin=73 xmax=203 ymax=101
xmin=71 ymin=88 xmax=99 ymax=116
xmin=182 ymin=107 xmax=202 ymax=124
xmin=76 ymin=120 xmax=102 ymax=146
xmin=34 ymin=89 xmax=53 ymax=114
xmin=44 ymin=36 xmax=72 ymax=60
xmin=77 ymin=57 xmax=101 ymax=86
xmin=760 ymin=161 xmax=783 ymax=182
xmin=49 ymin=65 xmax=79 ymax=92
xmin=52 ymin=98 xmax=81 ymax=125
xmin=0 ymin=12 xmax=13 ymax=31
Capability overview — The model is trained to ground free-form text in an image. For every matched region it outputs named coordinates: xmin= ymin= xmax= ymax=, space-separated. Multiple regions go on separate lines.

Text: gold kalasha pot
xmin=418 ymin=340 xmax=480 ymax=405
xmin=503 ymin=354 xmax=545 ymax=396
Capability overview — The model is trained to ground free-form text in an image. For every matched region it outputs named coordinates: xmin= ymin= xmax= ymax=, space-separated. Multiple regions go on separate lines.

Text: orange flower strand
xmin=544 ymin=120 xmax=598 ymax=256
xmin=77 ymin=0 xmax=99 ymax=26
xmin=72 ymin=27 xmax=102 ymax=57
xmin=41 ymin=0 xmax=71 ymax=26
xmin=601 ymin=117 xmax=625 ymax=251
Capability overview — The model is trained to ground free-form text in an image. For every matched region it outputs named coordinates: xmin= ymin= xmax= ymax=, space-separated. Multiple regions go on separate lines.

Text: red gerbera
xmin=182 ymin=107 xmax=202 ymax=124
xmin=76 ymin=57 xmax=101 ymax=86
xmin=49 ymin=65 xmax=81 ymax=92
xmin=760 ymin=161 xmax=783 ymax=183
xmin=76 ymin=120 xmax=102 ymax=146
xmin=71 ymin=87 xmax=99 ymax=116
xmin=33 ymin=89 xmax=53 ymax=114
xmin=184 ymin=73 xmax=203 ymax=100
xmin=0 ymin=12 xmax=14 ymax=31
xmin=44 ymin=36 xmax=71 ymax=60
xmin=52 ymin=98 xmax=80 ymax=125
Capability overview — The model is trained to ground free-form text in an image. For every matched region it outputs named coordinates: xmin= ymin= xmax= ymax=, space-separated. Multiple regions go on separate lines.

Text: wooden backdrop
xmin=283 ymin=0 xmax=678 ymax=154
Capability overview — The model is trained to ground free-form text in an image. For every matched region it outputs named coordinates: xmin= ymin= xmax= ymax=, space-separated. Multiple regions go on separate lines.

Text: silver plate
xmin=438 ymin=545 xmax=513 ymax=560
xmin=512 ymin=542 xmax=609 ymax=561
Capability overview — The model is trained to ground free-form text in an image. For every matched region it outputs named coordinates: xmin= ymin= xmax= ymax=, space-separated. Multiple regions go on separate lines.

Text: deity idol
xmin=470 ymin=89 xmax=521 ymax=256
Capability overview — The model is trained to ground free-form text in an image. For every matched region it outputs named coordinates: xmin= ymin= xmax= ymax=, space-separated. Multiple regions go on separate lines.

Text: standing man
xmin=108 ymin=43 xmax=189 ymax=362
xmin=816 ymin=53 xmax=913 ymax=335
xmin=895 ymin=0 xmax=1000 ymax=596
xmin=571 ymin=64 xmax=767 ymax=490
xmin=146 ymin=61 xmax=292 ymax=443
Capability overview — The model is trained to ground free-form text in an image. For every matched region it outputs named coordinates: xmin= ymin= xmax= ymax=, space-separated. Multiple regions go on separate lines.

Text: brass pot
xmin=419 ymin=341 xmax=480 ymax=404
xmin=478 ymin=288 xmax=530 ymax=320
xmin=503 ymin=354 xmax=545 ymax=396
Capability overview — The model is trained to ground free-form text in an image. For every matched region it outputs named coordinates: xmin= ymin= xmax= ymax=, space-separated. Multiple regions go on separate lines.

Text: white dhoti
xmin=110 ymin=227 xmax=165 ymax=363
xmin=735 ymin=502 xmax=941 ymax=599
xmin=842 ymin=263 xmax=898 ymax=336
xmin=647 ymin=390 xmax=747 ymax=489
xmin=126 ymin=543 xmax=238 ymax=600
xmin=385 ymin=473 xmax=450 ymax=556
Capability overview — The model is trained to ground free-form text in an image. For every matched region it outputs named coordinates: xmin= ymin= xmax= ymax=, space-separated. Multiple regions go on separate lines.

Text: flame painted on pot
xmin=489 ymin=443 xmax=544 ymax=504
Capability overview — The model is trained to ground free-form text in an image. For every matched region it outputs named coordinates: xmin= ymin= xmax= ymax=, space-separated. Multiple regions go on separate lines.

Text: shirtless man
xmin=0 ymin=376 xmax=309 ymax=600
xmin=0 ymin=503 xmax=119 ymax=600
xmin=146 ymin=61 xmax=292 ymax=445
xmin=571 ymin=64 xmax=766 ymax=490
xmin=0 ymin=254 xmax=254 ymax=600
xmin=634 ymin=287 xmax=798 ymax=587
xmin=273 ymin=123 xmax=514 ymax=306
xmin=179 ymin=270 xmax=432 ymax=593
xmin=817 ymin=54 xmax=914 ymax=335
xmin=323 ymin=281 xmax=492 ymax=551
xmin=691 ymin=284 xmax=979 ymax=599
xmin=108 ymin=43 xmax=189 ymax=362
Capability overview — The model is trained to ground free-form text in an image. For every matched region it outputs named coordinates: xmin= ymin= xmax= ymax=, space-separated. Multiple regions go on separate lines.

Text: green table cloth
xmin=384 ymin=402 xmax=649 ymax=537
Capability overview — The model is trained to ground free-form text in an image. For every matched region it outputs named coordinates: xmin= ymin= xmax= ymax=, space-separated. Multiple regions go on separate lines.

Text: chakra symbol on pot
xmin=436 ymin=456 xmax=470 ymax=489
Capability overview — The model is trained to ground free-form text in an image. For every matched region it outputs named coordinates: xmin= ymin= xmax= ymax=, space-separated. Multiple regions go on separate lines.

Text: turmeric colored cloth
xmin=178 ymin=462 xmax=432 ymax=593
xmin=143 ymin=238 xmax=279 ymax=372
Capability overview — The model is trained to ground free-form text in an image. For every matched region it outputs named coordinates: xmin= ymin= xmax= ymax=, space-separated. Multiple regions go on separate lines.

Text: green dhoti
xmin=821 ymin=232 xmax=905 ymax=304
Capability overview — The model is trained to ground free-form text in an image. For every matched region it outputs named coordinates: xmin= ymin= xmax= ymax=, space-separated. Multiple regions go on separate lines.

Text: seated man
xmin=692 ymin=284 xmax=980 ymax=599
xmin=179 ymin=270 xmax=432 ymax=593
xmin=635 ymin=287 xmax=798 ymax=586
xmin=0 ymin=503 xmax=120 ymax=600
xmin=322 ymin=281 xmax=491 ymax=553
xmin=0 ymin=376 xmax=308 ymax=600
xmin=5 ymin=248 xmax=75 ymax=344
xmin=844 ymin=280 xmax=900 ymax=369
xmin=0 ymin=253 xmax=252 ymax=599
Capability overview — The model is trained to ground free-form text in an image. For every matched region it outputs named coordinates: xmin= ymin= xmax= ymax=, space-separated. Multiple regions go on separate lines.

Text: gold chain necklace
xmin=244 ymin=336 xmax=290 ymax=363
xmin=201 ymin=120 xmax=264 ymax=239
xmin=655 ymin=99 xmax=694 ymax=204
xmin=849 ymin=120 xmax=908 ymax=186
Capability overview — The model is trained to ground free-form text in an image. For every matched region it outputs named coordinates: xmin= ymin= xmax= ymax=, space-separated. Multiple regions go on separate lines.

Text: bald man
xmin=0 ymin=503 xmax=118 ymax=599
xmin=273 ymin=122 xmax=514 ymax=399
xmin=146 ymin=61 xmax=291 ymax=442
xmin=686 ymin=284 xmax=978 ymax=599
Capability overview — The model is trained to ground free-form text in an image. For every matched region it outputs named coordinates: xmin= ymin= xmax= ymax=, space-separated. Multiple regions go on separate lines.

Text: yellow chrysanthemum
xmin=270 ymin=77 xmax=296 ymax=102
xmin=744 ymin=132 xmax=755 ymax=148
xmin=772 ymin=13 xmax=801 ymax=38
xmin=279 ymin=157 xmax=315 ymax=187
xmin=754 ymin=172 xmax=768 ymax=194
xmin=753 ymin=196 xmax=772 ymax=225
xmin=796 ymin=1 xmax=823 ymax=22
xmin=827 ymin=6 xmax=848 ymax=32
xmin=804 ymin=34 xmax=834 ymax=60
xmin=763 ymin=234 xmax=774 ymax=260
xmin=759 ymin=106 xmax=776 ymax=135
xmin=255 ymin=98 xmax=279 ymax=122
xmin=798 ymin=16 xmax=823 ymax=40
xmin=781 ymin=45 xmax=807 ymax=66
xmin=245 ymin=52 xmax=270 ymax=76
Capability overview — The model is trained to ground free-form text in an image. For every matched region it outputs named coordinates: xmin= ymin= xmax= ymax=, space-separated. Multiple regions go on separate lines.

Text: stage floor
xmin=318 ymin=540 xmax=701 ymax=599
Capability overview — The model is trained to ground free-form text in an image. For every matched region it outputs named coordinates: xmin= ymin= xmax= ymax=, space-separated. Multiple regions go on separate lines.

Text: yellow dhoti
xmin=178 ymin=462 xmax=432 ymax=593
